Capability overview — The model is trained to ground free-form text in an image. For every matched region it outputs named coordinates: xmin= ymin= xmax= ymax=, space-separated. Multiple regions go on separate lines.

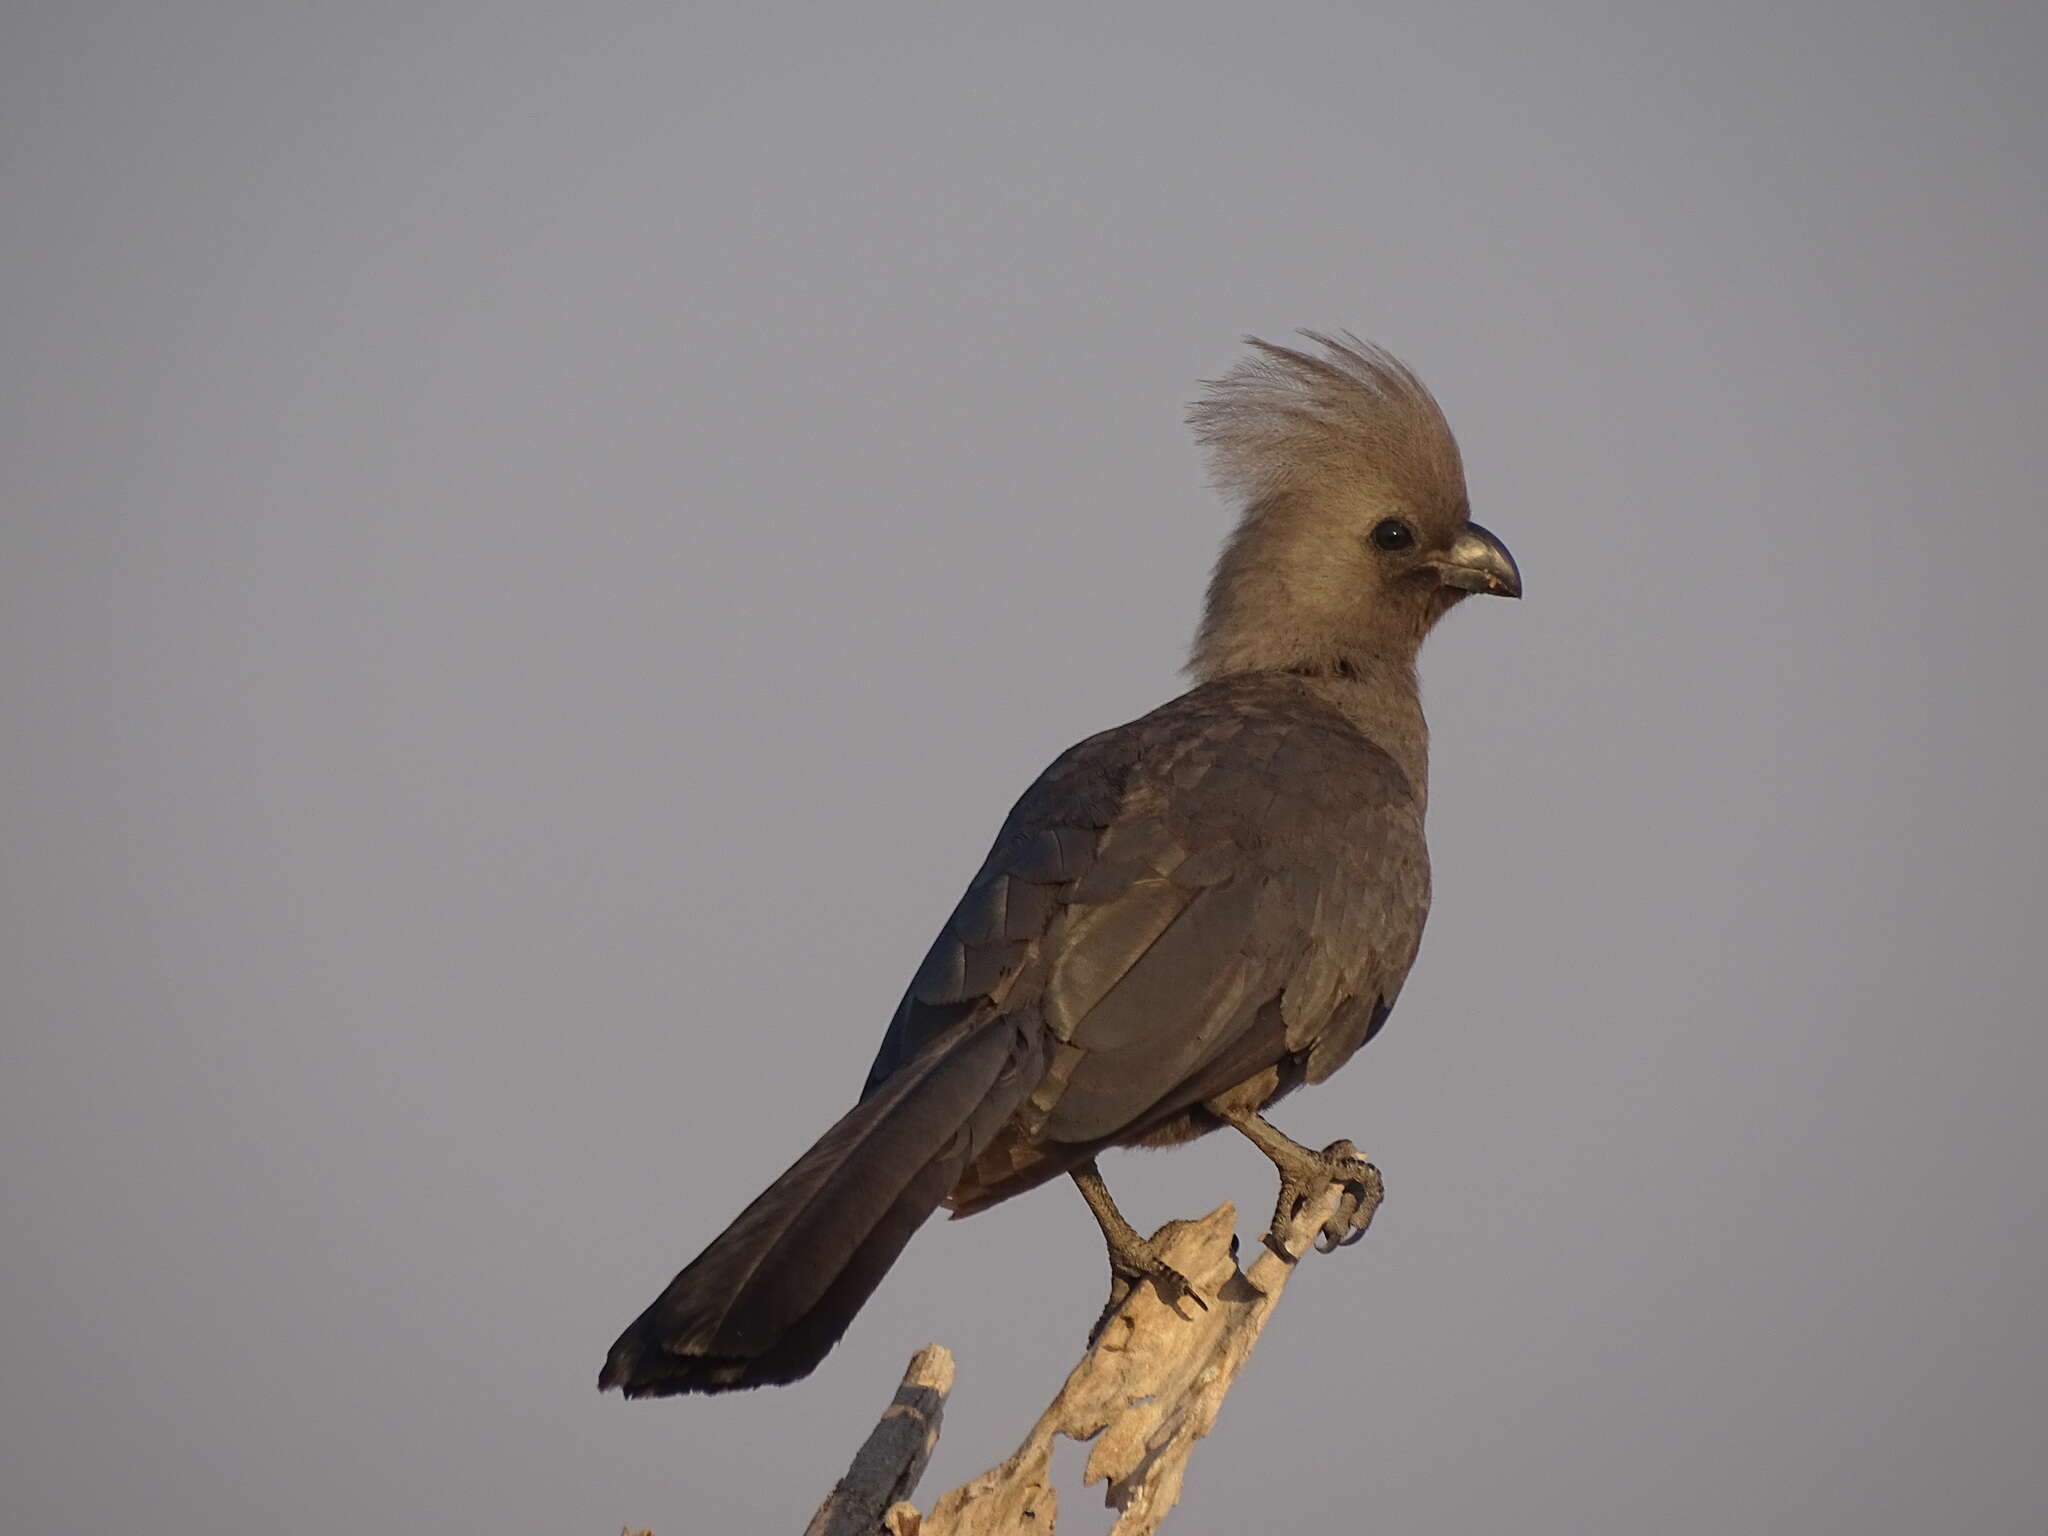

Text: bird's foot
xmin=1263 ymin=1138 xmax=1384 ymax=1260
xmin=1071 ymin=1159 xmax=1208 ymax=1342
xmin=1089 ymin=1225 xmax=1208 ymax=1343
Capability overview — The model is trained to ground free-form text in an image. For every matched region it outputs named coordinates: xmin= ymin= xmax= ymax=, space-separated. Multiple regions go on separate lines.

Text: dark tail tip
xmin=598 ymin=1014 xmax=1039 ymax=1398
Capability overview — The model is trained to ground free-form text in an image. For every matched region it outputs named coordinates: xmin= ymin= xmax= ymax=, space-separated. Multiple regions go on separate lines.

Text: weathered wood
xmin=828 ymin=1167 xmax=1381 ymax=1535
xmin=806 ymin=1344 xmax=957 ymax=1536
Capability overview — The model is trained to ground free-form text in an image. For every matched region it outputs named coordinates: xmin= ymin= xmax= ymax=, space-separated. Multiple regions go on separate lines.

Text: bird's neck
xmin=1290 ymin=662 xmax=1431 ymax=807
xmin=1191 ymin=650 xmax=1431 ymax=807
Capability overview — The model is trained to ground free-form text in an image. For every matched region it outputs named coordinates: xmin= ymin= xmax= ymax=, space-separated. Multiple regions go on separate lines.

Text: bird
xmin=600 ymin=331 xmax=1520 ymax=1397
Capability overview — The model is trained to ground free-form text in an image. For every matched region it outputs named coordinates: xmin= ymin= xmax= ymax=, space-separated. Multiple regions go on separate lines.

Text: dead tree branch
xmin=806 ymin=1344 xmax=955 ymax=1536
xmin=808 ymin=1168 xmax=1381 ymax=1536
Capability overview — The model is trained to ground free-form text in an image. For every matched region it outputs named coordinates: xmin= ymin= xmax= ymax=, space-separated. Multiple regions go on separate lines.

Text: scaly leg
xmin=1070 ymin=1159 xmax=1208 ymax=1334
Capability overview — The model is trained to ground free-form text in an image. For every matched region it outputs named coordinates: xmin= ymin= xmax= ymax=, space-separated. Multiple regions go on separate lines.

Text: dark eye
xmin=1370 ymin=519 xmax=1415 ymax=551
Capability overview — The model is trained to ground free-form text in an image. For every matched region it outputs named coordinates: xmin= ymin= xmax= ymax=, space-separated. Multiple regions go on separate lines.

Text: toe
xmin=1152 ymin=1261 xmax=1207 ymax=1311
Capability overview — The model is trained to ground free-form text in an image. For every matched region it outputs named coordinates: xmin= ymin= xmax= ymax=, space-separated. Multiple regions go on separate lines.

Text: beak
xmin=1431 ymin=522 xmax=1521 ymax=599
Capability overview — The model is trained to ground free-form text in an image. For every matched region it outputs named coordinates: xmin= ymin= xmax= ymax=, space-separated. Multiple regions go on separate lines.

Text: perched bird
xmin=601 ymin=332 xmax=1520 ymax=1397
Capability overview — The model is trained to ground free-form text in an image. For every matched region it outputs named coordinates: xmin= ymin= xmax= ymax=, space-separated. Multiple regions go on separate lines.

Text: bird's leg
xmin=1209 ymin=1105 xmax=1383 ymax=1260
xmin=1070 ymin=1159 xmax=1208 ymax=1338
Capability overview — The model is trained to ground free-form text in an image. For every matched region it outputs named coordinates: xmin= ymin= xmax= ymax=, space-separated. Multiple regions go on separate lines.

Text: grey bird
xmin=601 ymin=332 xmax=1520 ymax=1397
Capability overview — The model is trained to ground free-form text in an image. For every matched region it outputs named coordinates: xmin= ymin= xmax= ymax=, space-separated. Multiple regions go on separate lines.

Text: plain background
xmin=4 ymin=4 xmax=2044 ymax=1532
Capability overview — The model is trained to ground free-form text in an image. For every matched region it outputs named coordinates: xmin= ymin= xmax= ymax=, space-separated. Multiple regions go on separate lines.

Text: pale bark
xmin=807 ymin=1344 xmax=955 ymax=1536
xmin=809 ymin=1169 xmax=1381 ymax=1536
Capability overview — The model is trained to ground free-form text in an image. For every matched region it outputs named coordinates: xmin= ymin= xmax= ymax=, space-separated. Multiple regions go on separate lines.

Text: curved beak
xmin=1432 ymin=522 xmax=1521 ymax=599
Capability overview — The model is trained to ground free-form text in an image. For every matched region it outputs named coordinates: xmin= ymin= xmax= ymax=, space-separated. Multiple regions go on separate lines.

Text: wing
xmin=863 ymin=673 xmax=1430 ymax=1200
xmin=859 ymin=716 xmax=1144 ymax=1097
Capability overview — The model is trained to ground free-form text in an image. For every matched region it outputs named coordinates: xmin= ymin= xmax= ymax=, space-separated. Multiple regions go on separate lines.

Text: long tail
xmin=599 ymin=1014 xmax=1039 ymax=1396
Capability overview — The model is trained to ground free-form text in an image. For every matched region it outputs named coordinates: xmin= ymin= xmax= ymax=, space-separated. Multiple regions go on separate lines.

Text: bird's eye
xmin=1370 ymin=519 xmax=1415 ymax=551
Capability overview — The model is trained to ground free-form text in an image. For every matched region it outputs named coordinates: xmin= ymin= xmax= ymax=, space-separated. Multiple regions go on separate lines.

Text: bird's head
xmin=1186 ymin=332 xmax=1518 ymax=682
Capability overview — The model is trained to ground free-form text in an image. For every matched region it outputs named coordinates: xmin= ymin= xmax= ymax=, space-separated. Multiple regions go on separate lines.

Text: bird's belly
xmin=942 ymin=1046 xmax=1313 ymax=1212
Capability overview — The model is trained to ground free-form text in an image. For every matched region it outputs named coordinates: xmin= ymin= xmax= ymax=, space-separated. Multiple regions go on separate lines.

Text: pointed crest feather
xmin=1188 ymin=331 xmax=1464 ymax=509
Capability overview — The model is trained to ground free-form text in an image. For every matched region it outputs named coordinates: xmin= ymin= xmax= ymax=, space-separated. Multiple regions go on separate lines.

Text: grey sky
xmin=3 ymin=4 xmax=2043 ymax=1532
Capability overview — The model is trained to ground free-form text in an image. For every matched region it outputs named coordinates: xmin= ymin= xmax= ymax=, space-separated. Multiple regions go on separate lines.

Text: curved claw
xmin=1274 ymin=1151 xmax=1384 ymax=1255
xmin=1091 ymin=1253 xmax=1207 ymax=1344
xmin=1315 ymin=1219 xmax=1369 ymax=1253
xmin=1221 ymin=1113 xmax=1387 ymax=1261
xmin=1325 ymin=1161 xmax=1385 ymax=1249
xmin=1124 ymin=1254 xmax=1208 ymax=1314
xmin=1171 ymin=1274 xmax=1211 ymax=1312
